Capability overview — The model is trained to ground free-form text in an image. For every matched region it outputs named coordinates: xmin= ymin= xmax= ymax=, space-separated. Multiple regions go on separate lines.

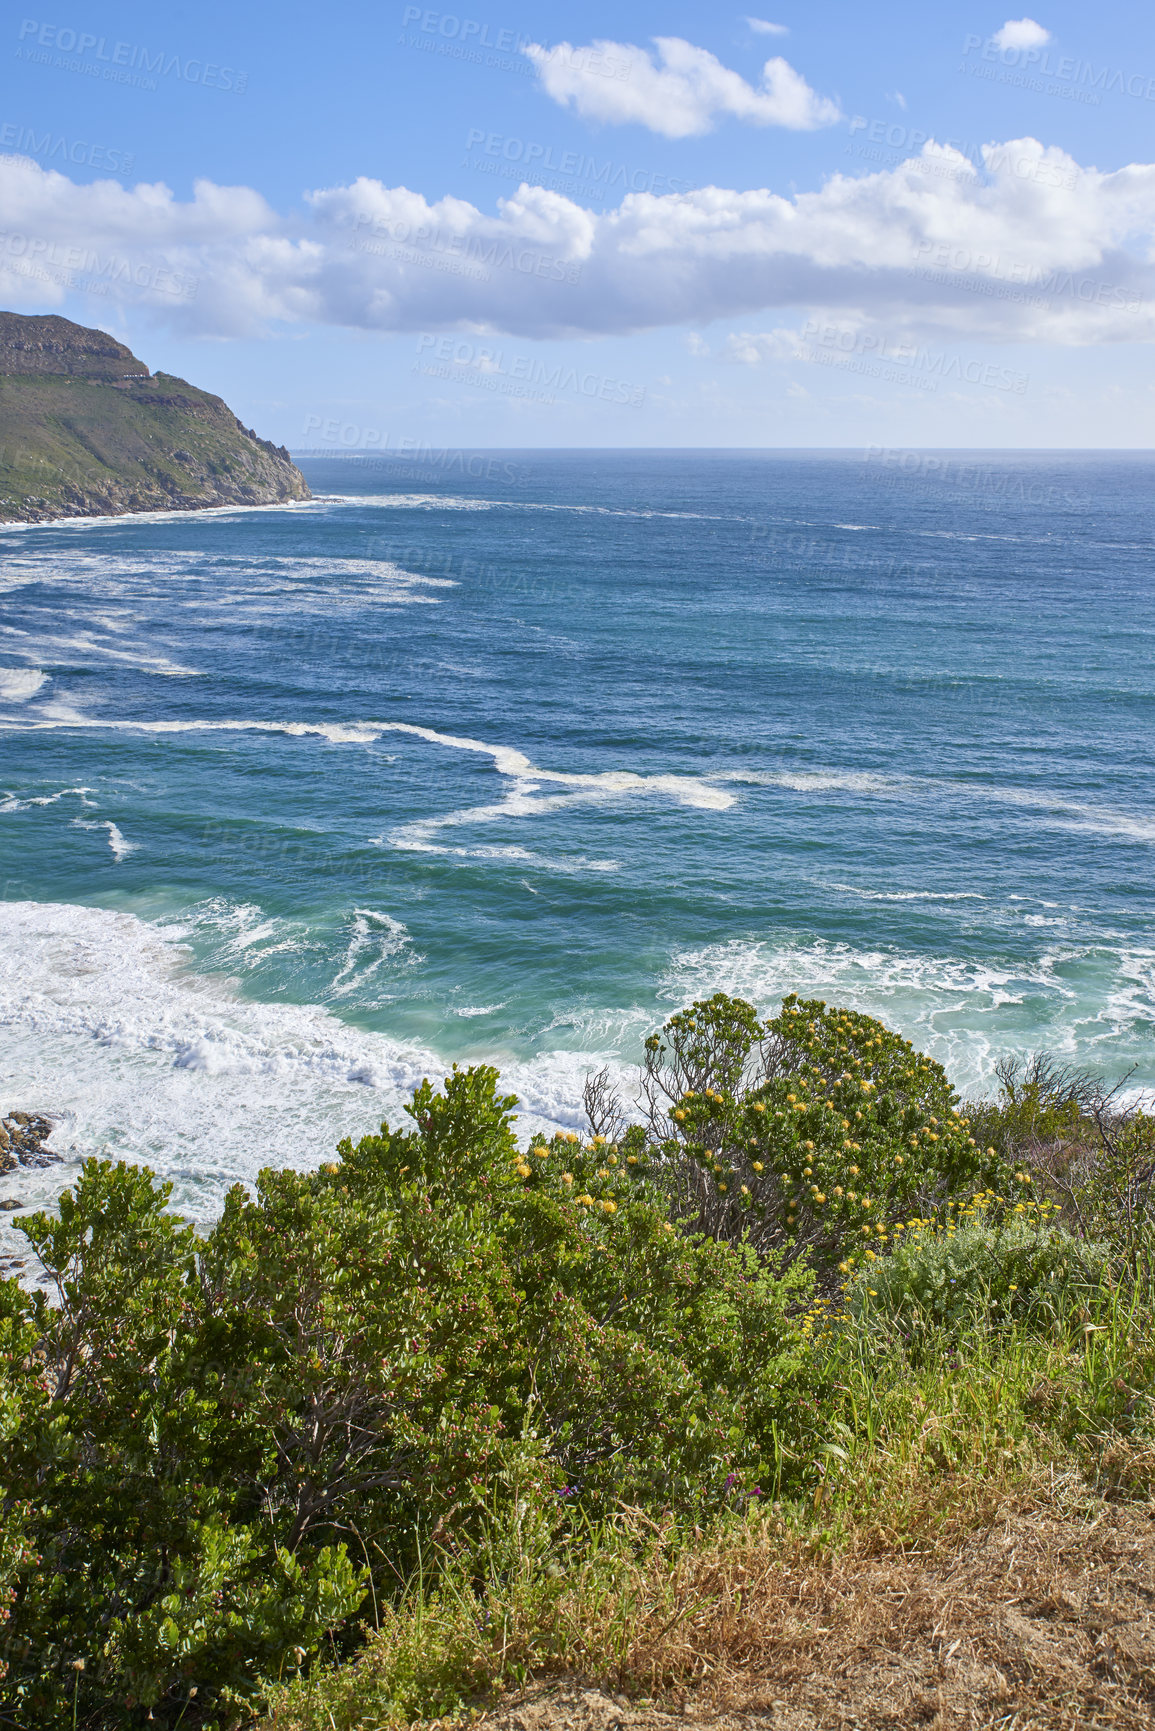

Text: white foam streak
xmin=716 ymin=767 xmax=1155 ymax=845
xmin=331 ymin=495 xmax=718 ymax=520
xmin=0 ymin=785 xmax=93 ymax=813
xmin=73 ymin=819 xmax=138 ymax=861
xmin=0 ymin=668 xmax=47 ymax=700
xmin=330 ymin=911 xmax=420 ymax=998
xmin=0 ymin=709 xmax=731 ymax=870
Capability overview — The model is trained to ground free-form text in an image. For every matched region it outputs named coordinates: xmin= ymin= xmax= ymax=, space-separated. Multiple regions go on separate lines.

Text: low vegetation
xmin=1 ymin=994 xmax=1151 ymax=1729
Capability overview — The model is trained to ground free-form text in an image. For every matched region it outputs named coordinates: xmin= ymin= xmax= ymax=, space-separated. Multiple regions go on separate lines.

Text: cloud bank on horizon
xmin=2 ymin=133 xmax=1153 ymax=351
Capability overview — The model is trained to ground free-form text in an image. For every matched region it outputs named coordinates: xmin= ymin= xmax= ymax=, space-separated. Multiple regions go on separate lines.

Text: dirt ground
xmin=475 ymin=1496 xmax=1155 ymax=1731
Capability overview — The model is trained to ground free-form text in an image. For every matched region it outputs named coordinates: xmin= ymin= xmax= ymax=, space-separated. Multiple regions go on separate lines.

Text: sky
xmin=2 ymin=0 xmax=1155 ymax=447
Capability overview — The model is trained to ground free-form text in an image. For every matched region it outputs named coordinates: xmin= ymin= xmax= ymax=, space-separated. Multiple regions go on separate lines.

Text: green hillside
xmin=0 ymin=312 xmax=310 ymax=522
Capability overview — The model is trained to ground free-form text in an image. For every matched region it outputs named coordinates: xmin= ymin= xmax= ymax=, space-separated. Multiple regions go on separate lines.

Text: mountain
xmin=0 ymin=311 xmax=311 ymax=522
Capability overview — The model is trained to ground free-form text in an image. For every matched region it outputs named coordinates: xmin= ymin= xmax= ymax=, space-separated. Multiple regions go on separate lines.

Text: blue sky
xmin=3 ymin=1 xmax=1155 ymax=445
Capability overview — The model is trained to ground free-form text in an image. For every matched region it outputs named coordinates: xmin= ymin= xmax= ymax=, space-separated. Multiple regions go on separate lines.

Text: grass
xmin=0 ymin=370 xmax=309 ymax=520
xmin=260 ymin=1268 xmax=1155 ymax=1731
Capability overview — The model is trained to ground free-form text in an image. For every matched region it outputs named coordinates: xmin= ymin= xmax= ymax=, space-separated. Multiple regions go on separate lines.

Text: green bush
xmin=640 ymin=992 xmax=1006 ymax=1265
xmin=1 ymin=996 xmax=1124 ymax=1728
xmin=0 ymin=1065 xmax=818 ymax=1729
xmin=842 ymin=1198 xmax=1109 ymax=1343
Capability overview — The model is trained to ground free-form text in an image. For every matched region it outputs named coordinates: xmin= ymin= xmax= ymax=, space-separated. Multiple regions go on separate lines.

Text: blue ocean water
xmin=2 ymin=450 xmax=1153 ymax=1224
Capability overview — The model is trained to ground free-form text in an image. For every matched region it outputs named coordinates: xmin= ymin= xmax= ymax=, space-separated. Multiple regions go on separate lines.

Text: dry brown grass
xmin=472 ymin=1482 xmax=1155 ymax=1731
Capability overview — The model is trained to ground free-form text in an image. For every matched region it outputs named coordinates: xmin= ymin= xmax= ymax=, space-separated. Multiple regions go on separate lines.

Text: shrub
xmin=637 ymin=993 xmax=1006 ymax=1267
xmin=0 ymin=1066 xmax=818 ymax=1729
xmin=842 ymin=1198 xmax=1109 ymax=1344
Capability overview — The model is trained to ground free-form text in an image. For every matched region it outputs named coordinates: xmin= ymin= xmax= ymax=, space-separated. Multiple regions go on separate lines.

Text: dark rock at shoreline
xmin=1 ymin=1113 xmax=62 ymax=1168
xmin=0 ymin=1199 xmax=23 ymax=1211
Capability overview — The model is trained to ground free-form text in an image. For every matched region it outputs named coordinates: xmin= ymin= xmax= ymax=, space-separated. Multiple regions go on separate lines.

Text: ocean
xmin=2 ymin=449 xmax=1153 ymax=1228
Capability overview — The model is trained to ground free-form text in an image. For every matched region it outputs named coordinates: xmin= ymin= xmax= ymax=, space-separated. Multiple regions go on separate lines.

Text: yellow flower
xmin=741 ymin=1184 xmax=750 ymax=1196
xmin=848 ymin=1165 xmax=860 ymax=1177
xmin=601 ymin=1199 xmax=617 ymax=1213
xmin=752 ymin=1160 xmax=764 ymax=1172
xmin=753 ymin=1101 xmax=765 ymax=1113
xmin=533 ymin=1145 xmax=548 ymax=1159
xmin=561 ymin=1173 xmax=574 ymax=1186
xmin=626 ymin=1154 xmax=638 ymax=1165
xmin=592 ymin=1134 xmax=606 ymax=1145
xmin=718 ymin=1182 xmax=728 ymax=1192
xmin=1008 ymin=1284 xmax=1018 ymax=1291
xmin=838 ymin=1261 xmax=850 ymax=1274
xmin=894 ymin=1154 xmax=904 ymax=1165
xmin=868 ymin=1289 xmax=878 ymax=1296
xmin=674 ymin=1109 xmax=686 ymax=1121
xmin=663 ymin=1222 xmax=674 ymax=1233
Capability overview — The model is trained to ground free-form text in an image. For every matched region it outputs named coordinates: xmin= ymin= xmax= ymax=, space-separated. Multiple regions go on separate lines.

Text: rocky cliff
xmin=0 ymin=311 xmax=311 ymax=522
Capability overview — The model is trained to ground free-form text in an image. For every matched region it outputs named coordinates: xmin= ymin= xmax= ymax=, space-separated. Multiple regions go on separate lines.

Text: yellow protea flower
xmin=561 ymin=1172 xmax=574 ymax=1186
xmin=601 ymin=1199 xmax=617 ymax=1213
xmin=752 ymin=1160 xmax=764 ymax=1172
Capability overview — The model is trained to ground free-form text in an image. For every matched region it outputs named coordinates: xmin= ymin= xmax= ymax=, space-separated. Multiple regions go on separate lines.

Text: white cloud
xmin=992 ymin=18 xmax=1052 ymax=50
xmin=522 ymin=36 xmax=841 ymax=137
xmin=723 ymin=327 xmax=803 ymax=363
xmin=2 ymin=138 xmax=1154 ymax=350
xmin=745 ymin=17 xmax=789 ymax=34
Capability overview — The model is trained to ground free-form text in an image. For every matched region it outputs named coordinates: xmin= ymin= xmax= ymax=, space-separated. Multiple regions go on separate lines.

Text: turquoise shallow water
xmin=1 ymin=450 xmax=1153 ymax=1224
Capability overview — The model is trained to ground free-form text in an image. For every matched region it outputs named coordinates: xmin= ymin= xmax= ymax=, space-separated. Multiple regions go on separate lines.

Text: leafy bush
xmin=637 ymin=993 xmax=1006 ymax=1266
xmin=0 ymin=1065 xmax=818 ymax=1729
xmin=0 ymin=995 xmax=1129 ymax=1728
xmin=842 ymin=1198 xmax=1109 ymax=1343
